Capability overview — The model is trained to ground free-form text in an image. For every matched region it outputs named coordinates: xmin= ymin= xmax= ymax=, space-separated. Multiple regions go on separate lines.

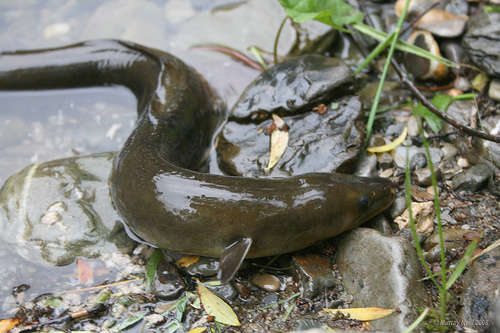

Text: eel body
xmin=0 ymin=40 xmax=396 ymax=282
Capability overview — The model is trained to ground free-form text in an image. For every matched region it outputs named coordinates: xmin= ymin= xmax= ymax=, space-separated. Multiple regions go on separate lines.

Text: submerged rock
xmin=334 ymin=228 xmax=427 ymax=332
xmin=0 ymin=152 xmax=134 ymax=266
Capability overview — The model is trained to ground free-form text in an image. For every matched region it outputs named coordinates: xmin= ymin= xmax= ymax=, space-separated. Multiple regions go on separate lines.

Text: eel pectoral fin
xmin=217 ymin=238 xmax=252 ymax=284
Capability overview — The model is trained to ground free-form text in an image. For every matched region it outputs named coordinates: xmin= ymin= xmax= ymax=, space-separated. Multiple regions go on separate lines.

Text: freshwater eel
xmin=0 ymin=40 xmax=396 ymax=283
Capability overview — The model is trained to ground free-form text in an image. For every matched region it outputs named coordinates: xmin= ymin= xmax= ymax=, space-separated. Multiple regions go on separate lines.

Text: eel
xmin=0 ymin=40 xmax=396 ymax=283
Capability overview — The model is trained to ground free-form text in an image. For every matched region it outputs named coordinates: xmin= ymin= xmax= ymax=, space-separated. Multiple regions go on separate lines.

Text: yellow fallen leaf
xmin=197 ymin=280 xmax=240 ymax=326
xmin=0 ymin=318 xmax=20 ymax=332
xmin=175 ymin=256 xmax=200 ymax=268
xmin=367 ymin=127 xmax=407 ymax=153
xmin=323 ymin=307 xmax=397 ymax=321
xmin=188 ymin=327 xmax=207 ymax=333
xmin=265 ymin=114 xmax=289 ymax=170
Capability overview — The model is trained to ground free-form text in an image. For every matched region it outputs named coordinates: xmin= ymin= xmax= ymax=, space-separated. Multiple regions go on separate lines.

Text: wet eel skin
xmin=0 ymin=40 xmax=396 ymax=282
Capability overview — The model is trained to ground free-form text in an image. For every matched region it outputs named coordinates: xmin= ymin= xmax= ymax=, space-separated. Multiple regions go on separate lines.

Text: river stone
xmin=459 ymin=246 xmax=500 ymax=332
xmin=451 ymin=163 xmax=494 ymax=191
xmin=0 ymin=152 xmax=134 ymax=266
xmin=462 ymin=12 xmax=500 ymax=77
xmin=334 ymin=228 xmax=427 ymax=332
xmin=218 ymin=94 xmax=364 ymax=177
xmin=231 ymin=55 xmax=356 ymax=120
xmin=291 ymin=254 xmax=337 ymax=300
xmin=153 ymin=260 xmax=186 ymax=301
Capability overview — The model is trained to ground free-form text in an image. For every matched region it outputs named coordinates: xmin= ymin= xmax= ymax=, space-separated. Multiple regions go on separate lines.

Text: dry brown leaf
xmin=0 ymin=318 xmax=20 ymax=332
xmin=77 ymin=258 xmax=93 ymax=284
xmin=197 ymin=280 xmax=240 ymax=326
xmin=176 ymin=256 xmax=201 ymax=268
xmin=265 ymin=114 xmax=289 ymax=170
xmin=323 ymin=307 xmax=397 ymax=321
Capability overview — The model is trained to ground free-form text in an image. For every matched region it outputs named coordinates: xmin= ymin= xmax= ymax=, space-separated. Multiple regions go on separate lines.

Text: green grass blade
xmin=351 ymin=22 xmax=458 ymax=69
xmin=402 ymin=308 xmax=429 ymax=333
xmin=445 ymin=235 xmax=479 ymax=290
xmin=354 ymin=31 xmax=395 ymax=75
xmin=145 ymin=248 xmax=162 ymax=292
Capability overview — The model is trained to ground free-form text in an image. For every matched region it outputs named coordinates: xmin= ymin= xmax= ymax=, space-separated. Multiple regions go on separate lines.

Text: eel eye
xmin=359 ymin=195 xmax=371 ymax=209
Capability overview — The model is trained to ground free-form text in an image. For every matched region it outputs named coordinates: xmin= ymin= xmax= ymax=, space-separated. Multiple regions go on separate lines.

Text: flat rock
xmin=0 ymin=152 xmax=134 ymax=266
xmin=459 ymin=246 xmax=500 ymax=332
xmin=334 ymin=228 xmax=427 ymax=332
xmin=451 ymin=163 xmax=494 ymax=191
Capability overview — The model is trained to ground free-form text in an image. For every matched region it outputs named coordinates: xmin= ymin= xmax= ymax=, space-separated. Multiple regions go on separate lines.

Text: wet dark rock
xmin=291 ymin=254 xmax=337 ymax=299
xmin=334 ymin=228 xmax=427 ymax=332
xmin=412 ymin=166 xmax=442 ymax=187
xmin=364 ymin=215 xmax=394 ymax=235
xmin=231 ymin=55 xmax=356 ymax=120
xmin=422 ymin=229 xmax=474 ymax=263
xmin=206 ymin=283 xmax=238 ymax=302
xmin=182 ymin=256 xmax=219 ymax=278
xmin=153 ymin=261 xmax=186 ymax=300
xmin=218 ymin=94 xmax=364 ymax=177
xmin=451 ymin=163 xmax=494 ymax=191
xmin=0 ymin=152 xmax=134 ymax=266
xmin=251 ymin=273 xmax=281 ymax=293
xmin=463 ymin=12 xmax=500 ymax=77
xmin=459 ymin=246 xmax=500 ymax=332
xmin=388 ymin=194 xmax=408 ymax=220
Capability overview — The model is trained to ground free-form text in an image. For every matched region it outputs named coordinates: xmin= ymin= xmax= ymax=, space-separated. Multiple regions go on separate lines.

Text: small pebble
xmin=413 ymin=166 xmax=441 ymax=187
xmin=251 ymin=273 xmax=281 ymax=293
xmin=426 ymin=186 xmax=440 ymax=196
xmin=407 ymin=115 xmax=419 ymax=137
xmin=488 ymin=78 xmax=500 ymax=102
xmin=457 ymin=157 xmax=469 ymax=168
xmin=441 ymin=143 xmax=458 ymax=160
xmin=380 ymin=168 xmax=393 ymax=178
xmin=377 ymin=152 xmax=393 ymax=169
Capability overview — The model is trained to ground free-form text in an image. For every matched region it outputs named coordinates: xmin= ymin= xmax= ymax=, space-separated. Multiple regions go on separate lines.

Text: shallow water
xmin=0 ymin=0 xmax=260 ymax=317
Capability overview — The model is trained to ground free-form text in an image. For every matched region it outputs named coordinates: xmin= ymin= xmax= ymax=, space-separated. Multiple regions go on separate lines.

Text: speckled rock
xmin=291 ymin=254 xmax=337 ymax=299
xmin=334 ymin=228 xmax=427 ymax=332
xmin=0 ymin=152 xmax=134 ymax=266
xmin=459 ymin=246 xmax=500 ymax=332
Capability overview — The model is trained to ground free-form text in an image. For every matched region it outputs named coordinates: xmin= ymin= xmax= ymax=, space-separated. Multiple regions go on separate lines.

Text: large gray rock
xmin=463 ymin=12 xmax=500 ymax=77
xmin=334 ymin=228 xmax=427 ymax=332
xmin=459 ymin=246 xmax=500 ymax=332
xmin=0 ymin=152 xmax=134 ymax=266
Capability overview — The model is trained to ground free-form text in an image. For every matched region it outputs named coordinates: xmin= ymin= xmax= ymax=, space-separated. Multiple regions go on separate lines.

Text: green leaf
xmin=278 ymin=0 xmax=363 ymax=28
xmin=145 ymin=248 xmax=162 ymax=292
xmin=413 ymin=94 xmax=452 ymax=133
xmin=117 ymin=312 xmax=146 ymax=331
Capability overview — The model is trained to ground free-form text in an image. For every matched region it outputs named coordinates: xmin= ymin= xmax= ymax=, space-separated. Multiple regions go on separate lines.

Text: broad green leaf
xmin=414 ymin=94 xmax=452 ymax=133
xmin=145 ymin=248 xmax=162 ymax=292
xmin=278 ymin=0 xmax=363 ymax=29
xmin=197 ymin=280 xmax=240 ymax=326
xmin=323 ymin=307 xmax=397 ymax=321
xmin=367 ymin=127 xmax=407 ymax=153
